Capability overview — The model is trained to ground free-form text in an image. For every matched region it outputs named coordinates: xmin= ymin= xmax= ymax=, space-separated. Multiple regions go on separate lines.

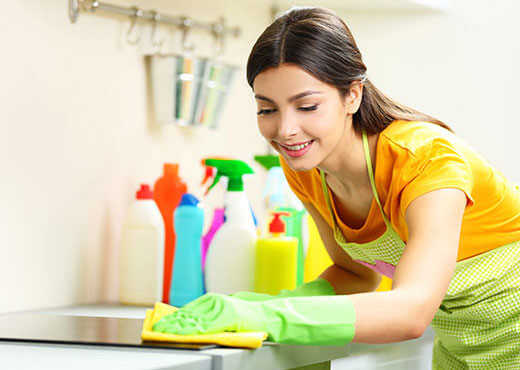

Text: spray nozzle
xmin=253 ymin=154 xmax=280 ymax=170
xmin=201 ymin=157 xmax=234 ymax=196
xmin=269 ymin=211 xmax=291 ymax=234
xmin=203 ymin=158 xmax=254 ymax=193
xmin=201 ymin=165 xmax=214 ymax=187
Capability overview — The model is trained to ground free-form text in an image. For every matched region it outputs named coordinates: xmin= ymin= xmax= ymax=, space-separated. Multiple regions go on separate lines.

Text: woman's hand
xmin=153 ymin=293 xmax=266 ymax=335
xmin=152 ymin=292 xmax=357 ymax=345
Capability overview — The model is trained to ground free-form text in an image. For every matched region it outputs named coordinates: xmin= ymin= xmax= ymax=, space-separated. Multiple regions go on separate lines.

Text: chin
xmin=283 ymin=157 xmax=318 ymax=172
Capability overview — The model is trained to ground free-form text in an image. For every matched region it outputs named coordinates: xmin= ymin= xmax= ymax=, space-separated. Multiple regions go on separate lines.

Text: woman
xmin=154 ymin=7 xmax=520 ymax=368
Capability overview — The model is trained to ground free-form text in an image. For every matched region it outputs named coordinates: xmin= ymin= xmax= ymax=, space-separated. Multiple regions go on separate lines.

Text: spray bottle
xmin=203 ymin=158 xmax=256 ymax=294
xmin=200 ymin=160 xmax=226 ymax=272
xmin=254 ymin=155 xmax=286 ymax=209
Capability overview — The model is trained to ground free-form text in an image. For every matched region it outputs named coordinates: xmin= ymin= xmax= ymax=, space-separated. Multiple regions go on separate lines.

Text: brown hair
xmin=246 ymin=6 xmax=450 ymax=134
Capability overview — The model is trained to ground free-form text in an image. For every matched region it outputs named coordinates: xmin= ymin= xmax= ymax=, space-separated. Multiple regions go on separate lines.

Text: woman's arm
xmin=303 ymin=202 xmax=382 ymax=294
xmin=349 ymin=188 xmax=466 ymax=343
xmin=153 ymin=189 xmax=467 ymax=346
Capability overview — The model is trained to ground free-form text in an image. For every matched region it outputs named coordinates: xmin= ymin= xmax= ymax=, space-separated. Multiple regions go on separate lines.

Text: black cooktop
xmin=0 ymin=313 xmax=216 ymax=350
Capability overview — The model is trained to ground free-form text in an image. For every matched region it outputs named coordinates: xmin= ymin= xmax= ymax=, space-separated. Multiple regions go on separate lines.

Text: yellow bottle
xmin=376 ymin=276 xmax=392 ymax=291
xmin=255 ymin=212 xmax=298 ymax=295
xmin=303 ymin=213 xmax=333 ymax=282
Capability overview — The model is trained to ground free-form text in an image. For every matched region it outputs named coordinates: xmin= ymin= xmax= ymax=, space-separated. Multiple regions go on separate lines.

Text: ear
xmin=344 ymin=82 xmax=363 ymax=115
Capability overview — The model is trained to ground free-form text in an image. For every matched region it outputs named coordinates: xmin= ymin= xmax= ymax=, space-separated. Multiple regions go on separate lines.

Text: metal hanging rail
xmin=68 ymin=0 xmax=241 ymax=38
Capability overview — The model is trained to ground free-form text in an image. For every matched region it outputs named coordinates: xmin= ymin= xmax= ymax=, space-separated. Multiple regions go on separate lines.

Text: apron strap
xmin=362 ymin=131 xmax=383 ymax=211
xmin=319 ymin=170 xmax=348 ymax=243
xmin=320 ymin=170 xmax=336 ymax=222
xmin=362 ymin=131 xmax=392 ymax=226
xmin=319 ymin=131 xmax=392 ymax=227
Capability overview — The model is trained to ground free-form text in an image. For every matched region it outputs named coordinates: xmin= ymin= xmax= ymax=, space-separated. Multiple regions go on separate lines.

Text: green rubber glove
xmin=231 ymin=278 xmax=336 ymax=301
xmin=152 ymin=292 xmax=356 ymax=346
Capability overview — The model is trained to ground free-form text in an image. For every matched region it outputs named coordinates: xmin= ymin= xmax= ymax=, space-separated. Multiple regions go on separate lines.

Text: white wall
xmin=1 ymin=0 xmax=270 ymax=313
xmin=340 ymin=0 xmax=520 ymax=180
xmin=2 ymin=0 xmax=520 ymax=313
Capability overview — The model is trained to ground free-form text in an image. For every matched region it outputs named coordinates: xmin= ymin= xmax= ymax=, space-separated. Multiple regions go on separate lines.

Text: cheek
xmin=257 ymin=119 xmax=275 ymax=140
xmin=319 ymin=106 xmax=345 ymax=132
xmin=301 ymin=110 xmax=336 ymax=137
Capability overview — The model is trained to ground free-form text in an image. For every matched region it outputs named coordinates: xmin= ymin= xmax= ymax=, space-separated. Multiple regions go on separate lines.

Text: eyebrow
xmin=254 ymin=90 xmax=323 ymax=103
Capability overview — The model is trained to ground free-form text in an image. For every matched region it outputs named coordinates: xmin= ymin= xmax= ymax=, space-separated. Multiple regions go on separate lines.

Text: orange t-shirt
xmin=280 ymin=120 xmax=520 ymax=261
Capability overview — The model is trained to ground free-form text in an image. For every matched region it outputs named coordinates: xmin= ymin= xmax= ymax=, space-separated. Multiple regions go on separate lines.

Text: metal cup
xmin=148 ymin=54 xmax=237 ymax=128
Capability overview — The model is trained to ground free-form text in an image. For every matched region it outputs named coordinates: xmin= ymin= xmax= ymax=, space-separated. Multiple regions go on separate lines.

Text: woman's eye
xmin=257 ymin=108 xmax=276 ymax=115
xmin=299 ymin=105 xmax=318 ymax=112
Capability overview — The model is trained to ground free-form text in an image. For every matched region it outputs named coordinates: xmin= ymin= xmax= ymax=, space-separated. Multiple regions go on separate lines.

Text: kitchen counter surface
xmin=1 ymin=303 xmax=435 ymax=369
xmin=0 ymin=303 xmax=351 ymax=370
xmin=0 ymin=341 xmax=212 ymax=370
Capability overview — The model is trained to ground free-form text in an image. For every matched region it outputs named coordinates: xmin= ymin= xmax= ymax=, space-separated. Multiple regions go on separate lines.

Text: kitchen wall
xmin=2 ymin=0 xmax=519 ymax=313
xmin=1 ymin=0 xmax=270 ymax=312
xmin=340 ymin=0 xmax=520 ymax=177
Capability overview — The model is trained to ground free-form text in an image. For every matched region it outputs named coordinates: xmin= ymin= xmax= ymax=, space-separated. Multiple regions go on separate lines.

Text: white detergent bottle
xmin=203 ymin=158 xmax=257 ymax=294
xmin=120 ymin=184 xmax=165 ymax=305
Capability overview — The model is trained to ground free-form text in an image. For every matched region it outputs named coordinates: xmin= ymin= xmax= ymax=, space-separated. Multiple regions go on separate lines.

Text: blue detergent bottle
xmin=170 ymin=193 xmax=205 ymax=307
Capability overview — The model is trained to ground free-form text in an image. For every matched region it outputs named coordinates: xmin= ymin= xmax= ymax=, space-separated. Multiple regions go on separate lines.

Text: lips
xmin=278 ymin=140 xmax=314 ymax=158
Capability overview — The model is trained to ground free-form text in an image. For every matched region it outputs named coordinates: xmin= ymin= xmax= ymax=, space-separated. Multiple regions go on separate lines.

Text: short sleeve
xmin=400 ymin=138 xmax=475 ymax=215
xmin=279 ymin=156 xmax=311 ymax=203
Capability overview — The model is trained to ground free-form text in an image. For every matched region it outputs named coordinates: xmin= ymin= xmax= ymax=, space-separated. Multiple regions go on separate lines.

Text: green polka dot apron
xmin=320 ymin=131 xmax=520 ymax=369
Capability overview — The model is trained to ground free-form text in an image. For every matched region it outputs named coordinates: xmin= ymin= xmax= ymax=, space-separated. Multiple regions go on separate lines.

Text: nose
xmin=277 ymin=111 xmax=299 ymax=139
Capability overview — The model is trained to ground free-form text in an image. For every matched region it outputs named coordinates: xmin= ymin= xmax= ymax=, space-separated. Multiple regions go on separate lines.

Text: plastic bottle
xmin=199 ymin=160 xmax=226 ymax=271
xmin=254 ymin=154 xmax=306 ymax=287
xmin=120 ymin=184 xmax=164 ymax=305
xmin=303 ymin=213 xmax=333 ymax=282
xmin=153 ymin=163 xmax=187 ymax=303
xmin=278 ymin=207 xmax=307 ymax=287
xmin=201 ymin=207 xmax=225 ymax=270
xmin=169 ymin=193 xmax=205 ymax=307
xmin=254 ymin=155 xmax=286 ymax=210
xmin=203 ymin=158 xmax=257 ymax=294
xmin=255 ymin=211 xmax=298 ymax=295
xmin=376 ymin=276 xmax=393 ymax=292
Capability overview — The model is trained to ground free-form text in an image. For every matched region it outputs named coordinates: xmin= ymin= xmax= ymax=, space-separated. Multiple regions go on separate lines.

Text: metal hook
xmin=125 ymin=6 xmax=142 ymax=45
xmin=180 ymin=16 xmax=195 ymax=54
xmin=211 ymin=18 xmax=226 ymax=58
xmin=150 ymin=10 xmax=164 ymax=53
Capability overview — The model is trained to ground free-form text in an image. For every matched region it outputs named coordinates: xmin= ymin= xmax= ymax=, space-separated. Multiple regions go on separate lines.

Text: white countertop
xmin=2 ymin=303 xmax=149 ymax=319
xmin=0 ymin=342 xmax=212 ymax=370
xmin=1 ymin=303 xmax=435 ymax=370
xmin=0 ymin=303 xmax=351 ymax=370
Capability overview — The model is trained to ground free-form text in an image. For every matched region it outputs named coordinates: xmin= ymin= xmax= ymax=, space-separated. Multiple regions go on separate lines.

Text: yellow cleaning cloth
xmin=141 ymin=302 xmax=268 ymax=349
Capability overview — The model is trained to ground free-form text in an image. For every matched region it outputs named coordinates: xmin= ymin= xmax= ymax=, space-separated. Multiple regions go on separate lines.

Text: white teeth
xmin=284 ymin=141 xmax=311 ymax=151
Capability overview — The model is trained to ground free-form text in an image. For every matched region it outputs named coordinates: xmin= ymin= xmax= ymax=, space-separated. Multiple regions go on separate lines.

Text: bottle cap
xmin=269 ymin=211 xmax=291 ymax=233
xmin=179 ymin=193 xmax=199 ymax=206
xmin=164 ymin=163 xmax=179 ymax=176
xmin=136 ymin=184 xmax=153 ymax=199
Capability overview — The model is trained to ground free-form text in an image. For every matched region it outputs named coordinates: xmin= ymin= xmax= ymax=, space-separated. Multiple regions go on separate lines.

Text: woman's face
xmin=252 ymin=63 xmax=353 ymax=171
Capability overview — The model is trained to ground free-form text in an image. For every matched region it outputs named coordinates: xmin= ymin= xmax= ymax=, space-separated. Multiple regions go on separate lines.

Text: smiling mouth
xmin=278 ymin=140 xmax=314 ymax=157
xmin=281 ymin=141 xmax=312 ymax=150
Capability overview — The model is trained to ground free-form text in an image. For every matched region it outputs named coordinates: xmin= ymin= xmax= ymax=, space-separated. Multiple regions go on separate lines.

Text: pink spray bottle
xmin=200 ymin=162 xmax=225 ymax=272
